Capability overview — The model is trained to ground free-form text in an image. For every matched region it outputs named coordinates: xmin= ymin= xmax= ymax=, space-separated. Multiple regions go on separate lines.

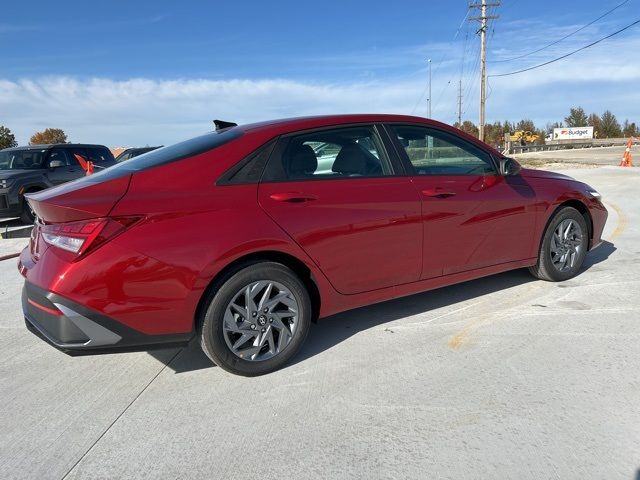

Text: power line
xmin=490 ymin=18 xmax=640 ymax=77
xmin=412 ymin=6 xmax=470 ymax=115
xmin=492 ymin=0 xmax=630 ymax=63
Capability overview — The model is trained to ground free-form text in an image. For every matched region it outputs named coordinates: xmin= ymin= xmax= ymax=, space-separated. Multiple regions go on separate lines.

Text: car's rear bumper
xmin=22 ymin=281 xmax=193 ymax=354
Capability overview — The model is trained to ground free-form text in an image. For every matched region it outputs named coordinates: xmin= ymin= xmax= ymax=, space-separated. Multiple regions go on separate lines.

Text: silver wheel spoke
xmin=233 ymin=332 xmax=255 ymax=350
xmin=223 ymin=280 xmax=299 ymax=362
xmin=257 ymin=282 xmax=273 ymax=310
xmin=550 ymin=218 xmax=583 ymax=273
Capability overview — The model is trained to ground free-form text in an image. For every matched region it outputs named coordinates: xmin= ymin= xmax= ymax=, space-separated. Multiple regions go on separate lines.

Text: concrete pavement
xmin=1 ymin=166 xmax=639 ymax=479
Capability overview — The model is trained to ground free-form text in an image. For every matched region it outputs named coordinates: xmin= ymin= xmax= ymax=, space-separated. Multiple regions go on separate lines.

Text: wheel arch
xmin=20 ymin=183 xmax=46 ymax=200
xmin=544 ymin=199 xmax=594 ymax=249
xmin=194 ymin=250 xmax=322 ymax=332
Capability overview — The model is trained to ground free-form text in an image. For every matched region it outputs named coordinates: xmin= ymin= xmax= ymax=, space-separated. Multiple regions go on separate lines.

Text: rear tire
xmin=529 ymin=206 xmax=588 ymax=282
xmin=199 ymin=261 xmax=312 ymax=376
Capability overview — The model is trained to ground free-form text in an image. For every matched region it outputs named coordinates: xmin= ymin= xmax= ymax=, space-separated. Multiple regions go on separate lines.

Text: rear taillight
xmin=41 ymin=216 xmax=142 ymax=258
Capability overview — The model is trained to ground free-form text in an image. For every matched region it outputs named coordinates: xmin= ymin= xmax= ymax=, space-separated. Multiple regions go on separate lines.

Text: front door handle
xmin=269 ymin=192 xmax=318 ymax=203
xmin=422 ymin=188 xmax=456 ymax=199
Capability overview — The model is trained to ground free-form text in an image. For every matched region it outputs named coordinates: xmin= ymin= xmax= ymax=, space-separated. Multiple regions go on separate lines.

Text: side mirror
xmin=500 ymin=158 xmax=522 ymax=176
xmin=49 ymin=160 xmax=64 ymax=169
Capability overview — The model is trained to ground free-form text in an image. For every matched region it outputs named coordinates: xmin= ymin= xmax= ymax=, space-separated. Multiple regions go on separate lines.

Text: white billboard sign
xmin=553 ymin=127 xmax=594 ymax=140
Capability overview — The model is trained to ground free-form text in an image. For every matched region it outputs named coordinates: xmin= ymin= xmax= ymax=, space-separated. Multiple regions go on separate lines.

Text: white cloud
xmin=1 ymin=29 xmax=639 ymax=146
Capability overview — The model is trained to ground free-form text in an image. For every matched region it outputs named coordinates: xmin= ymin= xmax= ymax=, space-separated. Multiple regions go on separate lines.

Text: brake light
xmin=41 ymin=216 xmax=142 ymax=258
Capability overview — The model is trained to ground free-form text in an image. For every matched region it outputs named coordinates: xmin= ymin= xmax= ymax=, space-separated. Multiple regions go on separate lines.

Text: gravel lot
xmin=1 ymin=166 xmax=638 ymax=480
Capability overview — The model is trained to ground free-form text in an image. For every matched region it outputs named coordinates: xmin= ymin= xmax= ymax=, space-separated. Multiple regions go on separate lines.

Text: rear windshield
xmin=86 ymin=128 xmax=243 ymax=183
xmin=112 ymin=128 xmax=242 ymax=173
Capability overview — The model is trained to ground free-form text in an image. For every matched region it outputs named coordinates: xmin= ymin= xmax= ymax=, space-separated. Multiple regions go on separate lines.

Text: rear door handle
xmin=422 ymin=188 xmax=456 ymax=199
xmin=269 ymin=192 xmax=318 ymax=203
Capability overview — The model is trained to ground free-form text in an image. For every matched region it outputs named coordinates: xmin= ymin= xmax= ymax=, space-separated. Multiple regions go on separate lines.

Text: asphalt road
xmin=1 ymin=166 xmax=639 ymax=480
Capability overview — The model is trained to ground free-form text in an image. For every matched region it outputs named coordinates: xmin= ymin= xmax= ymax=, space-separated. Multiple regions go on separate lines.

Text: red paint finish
xmin=18 ymin=114 xmax=608 ymax=347
xmin=258 ymin=177 xmax=423 ymax=294
xmin=412 ymin=173 xmax=538 ymax=278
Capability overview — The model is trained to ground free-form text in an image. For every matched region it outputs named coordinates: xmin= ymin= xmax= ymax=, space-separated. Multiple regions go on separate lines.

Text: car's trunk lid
xmin=26 ymin=171 xmax=132 ymax=223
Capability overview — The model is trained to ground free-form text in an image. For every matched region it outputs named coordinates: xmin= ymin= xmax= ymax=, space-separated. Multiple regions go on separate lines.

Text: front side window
xmin=390 ymin=125 xmax=496 ymax=176
xmin=46 ymin=149 xmax=71 ymax=167
xmin=264 ymin=126 xmax=393 ymax=181
xmin=0 ymin=150 xmax=47 ymax=170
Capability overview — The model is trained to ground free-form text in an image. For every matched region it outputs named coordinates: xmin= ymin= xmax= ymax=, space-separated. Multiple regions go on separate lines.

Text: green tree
xmin=456 ymin=120 xmax=479 ymax=138
xmin=600 ymin=111 xmax=622 ymax=138
xmin=564 ymin=107 xmax=588 ymax=127
xmin=484 ymin=121 xmax=505 ymax=147
xmin=622 ymin=120 xmax=639 ymax=137
xmin=0 ymin=125 xmax=18 ymax=149
xmin=29 ymin=128 xmax=67 ymax=145
xmin=515 ymin=119 xmax=537 ymax=133
xmin=587 ymin=113 xmax=602 ymax=138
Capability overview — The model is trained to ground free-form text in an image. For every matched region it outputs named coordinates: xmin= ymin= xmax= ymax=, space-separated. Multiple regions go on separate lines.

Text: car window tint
xmin=264 ymin=126 xmax=392 ymax=181
xmin=390 ymin=125 xmax=496 ymax=176
xmin=85 ymin=147 xmax=115 ymax=165
xmin=47 ymin=149 xmax=70 ymax=167
xmin=66 ymin=148 xmax=89 ymax=168
xmin=0 ymin=150 xmax=47 ymax=169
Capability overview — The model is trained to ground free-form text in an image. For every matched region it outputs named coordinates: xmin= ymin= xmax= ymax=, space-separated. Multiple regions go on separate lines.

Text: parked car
xmin=115 ymin=146 xmax=162 ymax=162
xmin=18 ymin=115 xmax=607 ymax=376
xmin=0 ymin=144 xmax=116 ymax=223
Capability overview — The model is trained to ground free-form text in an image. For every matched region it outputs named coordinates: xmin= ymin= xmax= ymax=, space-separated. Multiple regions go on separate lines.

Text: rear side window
xmin=85 ymin=147 xmax=115 ymax=165
xmin=46 ymin=149 xmax=71 ymax=167
xmin=263 ymin=126 xmax=393 ymax=182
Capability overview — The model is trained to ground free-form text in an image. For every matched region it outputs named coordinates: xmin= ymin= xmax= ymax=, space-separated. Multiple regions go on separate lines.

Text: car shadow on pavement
xmin=581 ymin=240 xmax=616 ymax=270
xmin=153 ymin=240 xmax=616 ymax=374
xmin=291 ymin=240 xmax=617 ymax=368
xmin=147 ymin=339 xmax=216 ymax=374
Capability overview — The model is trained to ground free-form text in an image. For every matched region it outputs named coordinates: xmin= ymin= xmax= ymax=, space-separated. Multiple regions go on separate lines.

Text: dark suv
xmin=0 ymin=144 xmax=116 ymax=223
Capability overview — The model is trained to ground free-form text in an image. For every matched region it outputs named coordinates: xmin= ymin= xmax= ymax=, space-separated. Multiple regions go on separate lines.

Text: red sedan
xmin=18 ymin=115 xmax=607 ymax=376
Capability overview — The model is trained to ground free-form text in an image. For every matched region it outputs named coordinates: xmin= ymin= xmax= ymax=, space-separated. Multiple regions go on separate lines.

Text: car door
xmin=65 ymin=147 xmax=92 ymax=179
xmin=258 ymin=124 xmax=423 ymax=295
xmin=44 ymin=149 xmax=79 ymax=185
xmin=386 ymin=124 xmax=538 ymax=278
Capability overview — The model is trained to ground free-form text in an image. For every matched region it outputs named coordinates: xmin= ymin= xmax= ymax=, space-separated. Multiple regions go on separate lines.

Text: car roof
xmin=233 ymin=114 xmax=504 ymax=158
xmin=1 ymin=143 xmax=110 ymax=152
xmin=237 ymin=114 xmax=434 ymax=135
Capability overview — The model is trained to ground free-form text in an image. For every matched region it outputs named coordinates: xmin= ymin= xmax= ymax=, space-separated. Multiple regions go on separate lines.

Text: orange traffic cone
xmin=73 ymin=153 xmax=95 ymax=175
xmin=620 ymin=137 xmax=635 ymax=167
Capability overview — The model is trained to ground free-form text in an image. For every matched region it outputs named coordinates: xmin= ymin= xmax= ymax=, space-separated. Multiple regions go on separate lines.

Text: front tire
xmin=529 ymin=206 xmax=588 ymax=282
xmin=199 ymin=261 xmax=312 ymax=376
xmin=20 ymin=197 xmax=36 ymax=224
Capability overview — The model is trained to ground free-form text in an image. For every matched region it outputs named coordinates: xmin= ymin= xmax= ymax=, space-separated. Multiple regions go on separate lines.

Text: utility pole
xmin=427 ymin=58 xmax=432 ymax=118
xmin=457 ymin=80 xmax=462 ymax=126
xmin=470 ymin=0 xmax=499 ymax=142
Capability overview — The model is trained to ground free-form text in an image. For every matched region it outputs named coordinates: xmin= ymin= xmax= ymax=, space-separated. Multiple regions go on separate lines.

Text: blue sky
xmin=1 ymin=0 xmax=639 ymax=145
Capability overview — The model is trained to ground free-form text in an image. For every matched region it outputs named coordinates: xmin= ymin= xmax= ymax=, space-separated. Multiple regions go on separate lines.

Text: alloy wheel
xmin=222 ymin=280 xmax=299 ymax=362
xmin=550 ymin=219 xmax=583 ymax=272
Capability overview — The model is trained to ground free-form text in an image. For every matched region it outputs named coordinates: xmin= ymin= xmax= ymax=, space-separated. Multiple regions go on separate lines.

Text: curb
xmin=0 ymin=253 xmax=20 ymax=262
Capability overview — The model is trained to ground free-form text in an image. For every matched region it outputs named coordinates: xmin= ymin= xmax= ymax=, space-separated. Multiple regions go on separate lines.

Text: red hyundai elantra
xmin=18 ymin=115 xmax=607 ymax=376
